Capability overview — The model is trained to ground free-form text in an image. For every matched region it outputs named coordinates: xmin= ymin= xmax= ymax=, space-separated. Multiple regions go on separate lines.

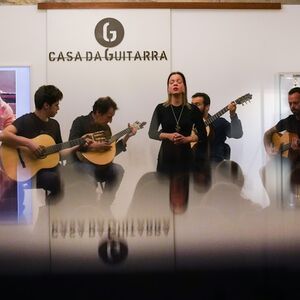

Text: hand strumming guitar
xmin=83 ymin=134 xmax=111 ymax=152
xmin=25 ymin=139 xmax=46 ymax=158
xmin=2 ymin=129 xmax=47 ymax=159
xmin=264 ymin=126 xmax=279 ymax=156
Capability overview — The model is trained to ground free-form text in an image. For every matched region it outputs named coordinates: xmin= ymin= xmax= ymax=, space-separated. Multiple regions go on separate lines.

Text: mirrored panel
xmin=0 ymin=66 xmax=30 ymax=224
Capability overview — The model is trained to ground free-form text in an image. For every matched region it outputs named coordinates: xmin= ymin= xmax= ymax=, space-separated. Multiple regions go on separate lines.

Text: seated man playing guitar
xmin=263 ymin=87 xmax=300 ymax=204
xmin=264 ymin=87 xmax=300 ymax=163
xmin=68 ymin=96 xmax=137 ymax=201
xmin=262 ymin=87 xmax=300 ymax=208
xmin=1 ymin=85 xmax=68 ymax=199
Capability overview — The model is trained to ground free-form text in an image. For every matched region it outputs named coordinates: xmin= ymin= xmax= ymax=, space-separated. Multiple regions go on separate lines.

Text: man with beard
xmin=264 ymin=87 xmax=300 ymax=164
xmin=191 ymin=92 xmax=243 ymax=163
xmin=263 ymin=87 xmax=300 ymax=208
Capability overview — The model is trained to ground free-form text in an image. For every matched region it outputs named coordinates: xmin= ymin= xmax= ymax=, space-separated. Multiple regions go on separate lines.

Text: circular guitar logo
xmin=94 ymin=18 xmax=125 ymax=48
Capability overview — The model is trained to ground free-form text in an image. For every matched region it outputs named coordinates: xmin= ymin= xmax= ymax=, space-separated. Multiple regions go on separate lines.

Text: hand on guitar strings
xmin=127 ymin=123 xmax=138 ymax=137
xmin=27 ymin=140 xmax=46 ymax=158
xmin=122 ymin=123 xmax=137 ymax=145
xmin=228 ymin=101 xmax=237 ymax=117
xmin=87 ymin=139 xmax=111 ymax=151
xmin=80 ymin=133 xmax=110 ymax=151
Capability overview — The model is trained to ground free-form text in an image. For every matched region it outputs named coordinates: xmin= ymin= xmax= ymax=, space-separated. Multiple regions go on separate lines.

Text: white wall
xmin=0 ymin=6 xmax=47 ymax=103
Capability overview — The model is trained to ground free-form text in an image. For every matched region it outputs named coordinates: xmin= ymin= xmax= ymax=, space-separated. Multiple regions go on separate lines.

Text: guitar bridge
xmin=17 ymin=148 xmax=26 ymax=168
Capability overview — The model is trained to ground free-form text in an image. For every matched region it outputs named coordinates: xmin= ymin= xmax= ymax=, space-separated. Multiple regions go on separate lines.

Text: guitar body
xmin=75 ymin=121 xmax=146 ymax=166
xmin=0 ymin=134 xmax=59 ymax=182
xmin=272 ymin=131 xmax=299 ymax=160
xmin=77 ymin=142 xmax=116 ymax=166
xmin=190 ymin=124 xmax=213 ymax=149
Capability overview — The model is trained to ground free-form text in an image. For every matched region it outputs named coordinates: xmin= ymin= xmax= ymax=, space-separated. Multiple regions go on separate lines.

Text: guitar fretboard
xmin=204 ymin=93 xmax=251 ymax=126
xmin=109 ymin=128 xmax=131 ymax=144
xmin=108 ymin=122 xmax=146 ymax=144
xmin=44 ymin=138 xmax=84 ymax=155
xmin=205 ymin=106 xmax=229 ymax=126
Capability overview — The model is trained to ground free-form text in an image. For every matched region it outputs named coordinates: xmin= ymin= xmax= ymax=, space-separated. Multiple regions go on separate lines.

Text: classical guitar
xmin=77 ymin=121 xmax=146 ymax=166
xmin=271 ymin=131 xmax=300 ymax=159
xmin=0 ymin=132 xmax=101 ymax=182
xmin=191 ymin=93 xmax=252 ymax=147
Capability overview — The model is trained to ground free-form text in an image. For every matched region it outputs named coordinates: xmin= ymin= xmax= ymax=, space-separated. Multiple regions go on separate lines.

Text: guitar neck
xmin=109 ymin=128 xmax=131 ymax=144
xmin=45 ymin=138 xmax=84 ymax=155
xmin=205 ymin=106 xmax=229 ymax=126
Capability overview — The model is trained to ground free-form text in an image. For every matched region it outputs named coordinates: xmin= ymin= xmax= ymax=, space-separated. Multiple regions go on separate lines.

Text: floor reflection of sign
xmin=98 ymin=238 xmax=128 ymax=265
xmin=51 ymin=218 xmax=170 ymax=239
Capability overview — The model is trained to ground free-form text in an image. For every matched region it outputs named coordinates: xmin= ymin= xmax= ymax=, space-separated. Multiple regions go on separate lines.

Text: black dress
xmin=148 ymin=103 xmax=207 ymax=174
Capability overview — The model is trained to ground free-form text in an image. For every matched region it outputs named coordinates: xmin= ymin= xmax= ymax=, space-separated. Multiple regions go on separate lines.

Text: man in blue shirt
xmin=191 ymin=92 xmax=243 ymax=163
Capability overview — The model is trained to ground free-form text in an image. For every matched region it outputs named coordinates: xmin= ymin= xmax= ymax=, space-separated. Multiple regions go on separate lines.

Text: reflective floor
xmin=1 ymin=160 xmax=300 ymax=297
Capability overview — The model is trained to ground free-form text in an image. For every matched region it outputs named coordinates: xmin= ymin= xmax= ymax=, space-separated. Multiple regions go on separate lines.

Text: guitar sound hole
xmin=38 ymin=146 xmax=47 ymax=159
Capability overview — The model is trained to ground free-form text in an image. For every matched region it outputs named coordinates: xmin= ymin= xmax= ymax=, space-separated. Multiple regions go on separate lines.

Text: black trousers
xmin=36 ymin=166 xmax=63 ymax=197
